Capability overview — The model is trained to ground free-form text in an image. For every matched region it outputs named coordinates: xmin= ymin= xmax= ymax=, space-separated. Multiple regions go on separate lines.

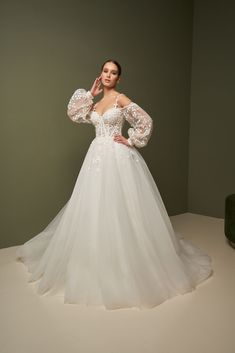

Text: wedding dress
xmin=16 ymin=89 xmax=212 ymax=309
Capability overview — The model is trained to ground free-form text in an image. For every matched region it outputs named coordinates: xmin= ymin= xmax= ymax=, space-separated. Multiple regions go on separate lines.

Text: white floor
xmin=0 ymin=213 xmax=234 ymax=353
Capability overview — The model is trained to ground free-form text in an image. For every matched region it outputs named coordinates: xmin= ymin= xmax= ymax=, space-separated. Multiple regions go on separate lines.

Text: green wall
xmin=189 ymin=0 xmax=235 ymax=218
xmin=1 ymin=0 xmax=193 ymax=248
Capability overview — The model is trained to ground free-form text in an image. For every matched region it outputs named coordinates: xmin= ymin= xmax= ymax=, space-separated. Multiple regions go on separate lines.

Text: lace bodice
xmin=67 ymin=88 xmax=153 ymax=148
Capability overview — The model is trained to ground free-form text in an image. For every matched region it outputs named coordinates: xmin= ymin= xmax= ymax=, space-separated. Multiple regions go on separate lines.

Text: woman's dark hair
xmin=101 ymin=59 xmax=122 ymax=76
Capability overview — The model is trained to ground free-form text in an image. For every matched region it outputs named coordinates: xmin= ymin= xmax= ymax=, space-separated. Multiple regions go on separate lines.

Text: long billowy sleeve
xmin=122 ymin=102 xmax=153 ymax=148
xmin=67 ymin=88 xmax=94 ymax=124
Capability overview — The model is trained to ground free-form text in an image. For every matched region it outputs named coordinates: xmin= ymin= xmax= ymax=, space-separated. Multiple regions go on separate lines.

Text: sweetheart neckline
xmin=91 ymin=102 xmax=135 ymax=118
xmin=91 ymin=107 xmax=121 ymax=118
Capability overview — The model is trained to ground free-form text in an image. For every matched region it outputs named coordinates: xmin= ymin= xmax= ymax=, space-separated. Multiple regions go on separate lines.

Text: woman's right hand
xmin=90 ymin=76 xmax=103 ymax=97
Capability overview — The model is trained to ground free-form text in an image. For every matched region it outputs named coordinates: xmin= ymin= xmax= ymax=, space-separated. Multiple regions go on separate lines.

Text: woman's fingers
xmin=93 ymin=77 xmax=100 ymax=87
xmin=96 ymin=76 xmax=101 ymax=85
xmin=114 ymin=135 xmax=129 ymax=146
xmin=95 ymin=77 xmax=102 ymax=89
xmin=90 ymin=76 xmax=102 ymax=96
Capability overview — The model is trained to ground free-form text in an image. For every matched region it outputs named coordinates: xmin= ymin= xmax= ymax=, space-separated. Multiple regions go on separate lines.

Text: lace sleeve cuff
xmin=86 ymin=90 xmax=94 ymax=100
xmin=127 ymin=138 xmax=134 ymax=147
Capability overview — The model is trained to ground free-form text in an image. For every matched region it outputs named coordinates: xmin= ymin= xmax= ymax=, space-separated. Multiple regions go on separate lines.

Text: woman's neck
xmin=102 ymin=87 xmax=117 ymax=98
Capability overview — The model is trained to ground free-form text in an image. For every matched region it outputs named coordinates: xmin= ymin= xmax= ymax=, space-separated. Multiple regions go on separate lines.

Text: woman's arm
xmin=119 ymin=95 xmax=153 ymax=148
xmin=67 ymin=88 xmax=94 ymax=124
xmin=67 ymin=76 xmax=104 ymax=123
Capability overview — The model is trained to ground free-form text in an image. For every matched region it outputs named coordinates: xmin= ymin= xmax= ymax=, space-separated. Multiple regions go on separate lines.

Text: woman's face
xmin=101 ymin=62 xmax=120 ymax=88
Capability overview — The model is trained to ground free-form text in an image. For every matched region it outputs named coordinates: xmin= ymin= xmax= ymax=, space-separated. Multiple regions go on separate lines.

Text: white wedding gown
xmin=16 ymin=89 xmax=212 ymax=309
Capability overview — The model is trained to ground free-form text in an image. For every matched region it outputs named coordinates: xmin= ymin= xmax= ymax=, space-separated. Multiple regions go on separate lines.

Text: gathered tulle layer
xmin=16 ymin=136 xmax=212 ymax=309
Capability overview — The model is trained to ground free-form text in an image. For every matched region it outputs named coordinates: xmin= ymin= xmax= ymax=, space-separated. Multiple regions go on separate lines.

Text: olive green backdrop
xmin=2 ymin=0 xmax=233 ymax=249
xmin=188 ymin=0 xmax=235 ymax=217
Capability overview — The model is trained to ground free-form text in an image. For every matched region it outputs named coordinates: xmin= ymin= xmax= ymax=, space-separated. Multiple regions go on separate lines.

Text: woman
xmin=16 ymin=59 xmax=212 ymax=310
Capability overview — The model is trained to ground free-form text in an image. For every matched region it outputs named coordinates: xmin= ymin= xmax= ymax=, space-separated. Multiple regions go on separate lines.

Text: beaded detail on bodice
xmin=90 ymin=107 xmax=125 ymax=138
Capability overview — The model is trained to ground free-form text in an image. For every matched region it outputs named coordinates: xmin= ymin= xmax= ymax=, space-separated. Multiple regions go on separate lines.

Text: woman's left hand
xmin=113 ymin=134 xmax=131 ymax=146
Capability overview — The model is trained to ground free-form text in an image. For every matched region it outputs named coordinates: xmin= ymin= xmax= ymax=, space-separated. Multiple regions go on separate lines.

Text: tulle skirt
xmin=16 ymin=136 xmax=212 ymax=309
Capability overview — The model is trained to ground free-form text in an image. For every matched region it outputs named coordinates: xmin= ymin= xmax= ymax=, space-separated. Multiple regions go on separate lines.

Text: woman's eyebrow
xmin=104 ymin=69 xmax=117 ymax=73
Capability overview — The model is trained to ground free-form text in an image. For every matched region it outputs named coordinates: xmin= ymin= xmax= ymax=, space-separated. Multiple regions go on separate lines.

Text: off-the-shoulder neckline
xmin=90 ymin=102 xmax=137 ymax=118
xmin=91 ymin=102 xmax=136 ymax=117
xmin=120 ymin=102 xmax=135 ymax=109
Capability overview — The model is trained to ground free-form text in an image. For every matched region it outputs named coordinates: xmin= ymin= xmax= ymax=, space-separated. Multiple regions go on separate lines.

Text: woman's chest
xmin=90 ymin=108 xmax=124 ymax=127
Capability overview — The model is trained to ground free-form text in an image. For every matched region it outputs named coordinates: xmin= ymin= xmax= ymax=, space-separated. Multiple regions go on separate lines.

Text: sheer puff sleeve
xmin=67 ymin=88 xmax=94 ymax=124
xmin=122 ymin=102 xmax=153 ymax=148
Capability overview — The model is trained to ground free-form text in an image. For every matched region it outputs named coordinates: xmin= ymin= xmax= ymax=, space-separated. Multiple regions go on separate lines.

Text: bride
xmin=16 ymin=59 xmax=212 ymax=309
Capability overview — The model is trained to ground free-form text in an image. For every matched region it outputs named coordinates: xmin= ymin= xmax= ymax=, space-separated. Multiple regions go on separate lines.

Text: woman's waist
xmin=95 ymin=131 xmax=122 ymax=138
xmin=93 ymin=135 xmax=115 ymax=142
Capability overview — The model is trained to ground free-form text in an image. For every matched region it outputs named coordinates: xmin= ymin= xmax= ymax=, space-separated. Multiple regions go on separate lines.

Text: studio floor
xmin=0 ymin=212 xmax=234 ymax=353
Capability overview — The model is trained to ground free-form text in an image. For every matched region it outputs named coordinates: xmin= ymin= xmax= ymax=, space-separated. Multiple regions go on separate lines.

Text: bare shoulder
xmin=118 ymin=94 xmax=132 ymax=108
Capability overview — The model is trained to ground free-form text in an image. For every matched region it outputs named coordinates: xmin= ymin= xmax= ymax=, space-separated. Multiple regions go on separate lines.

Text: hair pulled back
xmin=101 ymin=59 xmax=122 ymax=76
